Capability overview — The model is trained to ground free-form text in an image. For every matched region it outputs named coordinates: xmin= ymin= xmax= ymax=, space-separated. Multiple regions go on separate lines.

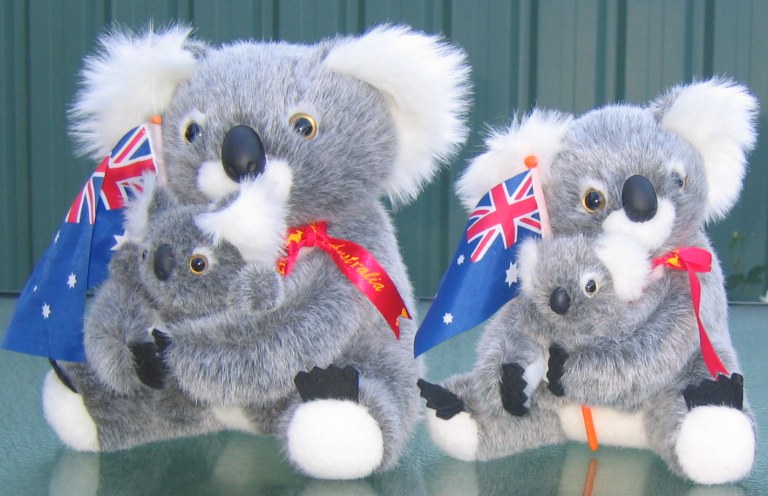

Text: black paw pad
xmin=684 ymin=373 xmax=744 ymax=411
xmin=501 ymin=363 xmax=529 ymax=417
xmin=417 ymin=379 xmax=465 ymax=420
xmin=547 ymin=343 xmax=569 ymax=397
xmin=129 ymin=339 xmax=167 ymax=390
xmin=294 ymin=365 xmax=359 ymax=402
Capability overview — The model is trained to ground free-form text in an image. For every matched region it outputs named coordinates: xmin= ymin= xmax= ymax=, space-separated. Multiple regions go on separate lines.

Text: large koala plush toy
xmin=420 ymin=79 xmax=758 ymax=485
xmin=43 ymin=25 xmax=471 ymax=479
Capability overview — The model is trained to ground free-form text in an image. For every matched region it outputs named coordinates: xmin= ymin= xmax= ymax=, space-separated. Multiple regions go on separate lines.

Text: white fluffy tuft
xmin=425 ymin=410 xmax=479 ymax=461
xmin=195 ymin=159 xmax=292 ymax=264
xmin=196 ymin=160 xmax=240 ymax=200
xmin=516 ymin=237 xmax=540 ymax=298
xmin=456 ymin=109 xmax=572 ymax=211
xmin=675 ymin=405 xmax=755 ymax=485
xmin=659 ymin=79 xmax=758 ymax=223
xmin=558 ymin=403 xmax=649 ymax=449
xmin=602 ymin=198 xmax=676 ymax=252
xmin=594 ymin=233 xmax=652 ymax=302
xmin=324 ymin=25 xmax=472 ymax=205
xmin=70 ymin=25 xmax=197 ymax=159
xmin=286 ymin=399 xmax=384 ymax=480
xmin=522 ymin=354 xmax=546 ymax=407
xmin=42 ymin=371 xmax=100 ymax=452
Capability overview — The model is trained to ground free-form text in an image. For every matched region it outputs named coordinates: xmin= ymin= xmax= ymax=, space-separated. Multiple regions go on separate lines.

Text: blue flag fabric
xmin=414 ymin=169 xmax=543 ymax=356
xmin=2 ymin=124 xmax=158 ymax=361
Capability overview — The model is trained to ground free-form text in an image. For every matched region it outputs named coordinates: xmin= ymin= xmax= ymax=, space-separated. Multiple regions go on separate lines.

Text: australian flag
xmin=414 ymin=169 xmax=543 ymax=356
xmin=2 ymin=124 xmax=158 ymax=361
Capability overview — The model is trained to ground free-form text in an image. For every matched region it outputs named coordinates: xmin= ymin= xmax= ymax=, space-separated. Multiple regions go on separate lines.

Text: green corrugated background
xmin=2 ymin=0 xmax=767 ymax=300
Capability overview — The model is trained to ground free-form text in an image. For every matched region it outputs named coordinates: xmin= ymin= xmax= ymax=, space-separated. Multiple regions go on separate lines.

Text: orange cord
xmin=582 ymin=405 xmax=599 ymax=451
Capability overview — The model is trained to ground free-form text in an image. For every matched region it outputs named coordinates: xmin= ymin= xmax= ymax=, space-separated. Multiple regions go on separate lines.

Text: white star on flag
xmin=457 ymin=254 xmax=465 ymax=265
xmin=42 ymin=304 xmax=51 ymax=319
xmin=443 ymin=313 xmax=454 ymax=325
xmin=505 ymin=262 xmax=519 ymax=287
xmin=67 ymin=273 xmax=77 ymax=289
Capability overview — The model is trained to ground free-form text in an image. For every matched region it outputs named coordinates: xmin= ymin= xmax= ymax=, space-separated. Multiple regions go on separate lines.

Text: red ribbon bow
xmin=276 ymin=221 xmax=410 ymax=339
xmin=652 ymin=247 xmax=729 ymax=378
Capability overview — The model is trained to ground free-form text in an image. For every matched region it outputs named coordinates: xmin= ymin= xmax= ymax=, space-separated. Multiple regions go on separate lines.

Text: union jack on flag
xmin=2 ymin=123 xmax=159 ymax=361
xmin=414 ymin=169 xmax=544 ymax=356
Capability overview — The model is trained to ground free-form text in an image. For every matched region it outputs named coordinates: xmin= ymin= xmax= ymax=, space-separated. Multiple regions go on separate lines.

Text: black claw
xmin=417 ymin=379 xmax=465 ymax=420
xmin=500 ymin=363 xmax=529 ymax=416
xmin=129 ymin=341 xmax=167 ymax=390
xmin=684 ymin=373 xmax=744 ymax=411
xmin=294 ymin=365 xmax=359 ymax=402
xmin=547 ymin=344 xmax=568 ymax=397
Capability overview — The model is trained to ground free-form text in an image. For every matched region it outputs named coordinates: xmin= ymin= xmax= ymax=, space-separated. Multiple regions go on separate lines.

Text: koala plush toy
xmin=420 ymin=78 xmax=758 ymax=485
xmin=43 ymin=25 xmax=471 ymax=480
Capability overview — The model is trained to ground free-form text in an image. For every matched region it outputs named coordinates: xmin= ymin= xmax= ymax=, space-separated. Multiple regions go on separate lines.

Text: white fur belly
xmin=212 ymin=405 xmax=260 ymax=434
xmin=558 ymin=404 xmax=649 ymax=449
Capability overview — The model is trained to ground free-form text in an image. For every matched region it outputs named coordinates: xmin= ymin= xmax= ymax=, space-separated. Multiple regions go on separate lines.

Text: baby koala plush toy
xmin=420 ymin=78 xmax=758 ymax=485
xmin=43 ymin=24 xmax=471 ymax=479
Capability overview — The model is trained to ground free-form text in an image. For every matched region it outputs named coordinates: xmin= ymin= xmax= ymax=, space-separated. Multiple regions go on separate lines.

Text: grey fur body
xmin=47 ymin=25 xmax=471 ymax=479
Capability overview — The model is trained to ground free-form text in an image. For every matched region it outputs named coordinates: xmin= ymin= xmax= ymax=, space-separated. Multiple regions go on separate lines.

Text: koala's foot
xmin=42 ymin=370 xmax=100 ymax=452
xmin=546 ymin=344 xmax=568 ymax=396
xmin=286 ymin=399 xmax=384 ymax=479
xmin=500 ymin=363 xmax=530 ymax=416
xmin=684 ymin=373 xmax=744 ymax=410
xmin=425 ymin=408 xmax=479 ymax=462
xmin=288 ymin=365 xmax=383 ymax=479
xmin=674 ymin=405 xmax=755 ymax=484
xmin=417 ymin=379 xmax=465 ymax=420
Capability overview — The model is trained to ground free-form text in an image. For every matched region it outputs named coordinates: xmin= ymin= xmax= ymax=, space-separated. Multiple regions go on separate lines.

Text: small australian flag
xmin=414 ymin=169 xmax=543 ymax=356
xmin=2 ymin=124 xmax=158 ymax=361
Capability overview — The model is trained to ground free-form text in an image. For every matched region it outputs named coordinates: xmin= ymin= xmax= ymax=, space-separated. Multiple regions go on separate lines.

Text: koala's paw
xmin=425 ymin=407 xmax=479 ymax=461
xmin=129 ymin=329 xmax=170 ymax=389
xmin=294 ymin=365 xmax=359 ymax=403
xmin=286 ymin=399 xmax=383 ymax=479
xmin=684 ymin=373 xmax=744 ymax=410
xmin=417 ymin=379 xmax=465 ymax=420
xmin=547 ymin=343 xmax=568 ymax=397
xmin=228 ymin=263 xmax=285 ymax=314
xmin=42 ymin=370 xmax=100 ymax=452
xmin=500 ymin=363 xmax=530 ymax=416
xmin=675 ymin=405 xmax=755 ymax=484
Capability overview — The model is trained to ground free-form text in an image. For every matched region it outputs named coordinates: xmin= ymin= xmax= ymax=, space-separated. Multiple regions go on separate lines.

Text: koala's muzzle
xmin=221 ymin=125 xmax=267 ymax=182
xmin=549 ymin=287 xmax=571 ymax=315
xmin=622 ymin=175 xmax=658 ymax=222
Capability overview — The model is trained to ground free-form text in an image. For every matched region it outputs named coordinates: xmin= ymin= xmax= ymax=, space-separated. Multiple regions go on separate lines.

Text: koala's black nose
xmin=154 ymin=244 xmax=175 ymax=281
xmin=549 ymin=287 xmax=571 ymax=315
xmin=622 ymin=175 xmax=658 ymax=222
xmin=221 ymin=125 xmax=267 ymax=182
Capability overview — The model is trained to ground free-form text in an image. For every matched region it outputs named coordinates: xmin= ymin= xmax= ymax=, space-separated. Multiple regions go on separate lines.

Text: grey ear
xmin=650 ymin=78 xmax=759 ymax=222
xmin=69 ymin=25 xmax=200 ymax=160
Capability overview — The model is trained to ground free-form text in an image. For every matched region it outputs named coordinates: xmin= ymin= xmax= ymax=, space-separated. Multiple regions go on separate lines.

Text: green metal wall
xmin=2 ymin=0 xmax=767 ymax=300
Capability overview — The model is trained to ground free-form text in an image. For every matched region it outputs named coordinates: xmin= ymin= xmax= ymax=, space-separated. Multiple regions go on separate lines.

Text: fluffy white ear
xmin=594 ymin=233 xmax=652 ymax=302
xmin=456 ymin=109 xmax=572 ymax=211
xmin=516 ymin=237 xmax=540 ymax=297
xmin=323 ymin=25 xmax=471 ymax=205
xmin=69 ymin=25 xmax=198 ymax=159
xmin=653 ymin=78 xmax=759 ymax=222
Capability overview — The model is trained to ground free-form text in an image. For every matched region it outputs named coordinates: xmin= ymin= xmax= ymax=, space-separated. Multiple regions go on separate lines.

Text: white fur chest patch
xmin=558 ymin=403 xmax=649 ymax=449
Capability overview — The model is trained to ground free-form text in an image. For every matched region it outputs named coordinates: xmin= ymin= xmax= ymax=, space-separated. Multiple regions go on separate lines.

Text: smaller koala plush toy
xmin=420 ymin=78 xmax=757 ymax=485
xmin=42 ymin=24 xmax=471 ymax=480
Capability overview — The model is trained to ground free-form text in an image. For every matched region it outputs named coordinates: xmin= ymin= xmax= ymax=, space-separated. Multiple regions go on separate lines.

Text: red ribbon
xmin=652 ymin=247 xmax=729 ymax=378
xmin=276 ymin=221 xmax=410 ymax=339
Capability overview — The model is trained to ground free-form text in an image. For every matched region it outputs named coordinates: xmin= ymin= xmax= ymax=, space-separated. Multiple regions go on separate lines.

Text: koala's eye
xmin=184 ymin=122 xmax=203 ymax=143
xmin=582 ymin=189 xmax=606 ymax=213
xmin=188 ymin=254 xmax=209 ymax=275
xmin=289 ymin=113 xmax=318 ymax=140
xmin=671 ymin=171 xmax=686 ymax=189
xmin=584 ymin=279 xmax=598 ymax=295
